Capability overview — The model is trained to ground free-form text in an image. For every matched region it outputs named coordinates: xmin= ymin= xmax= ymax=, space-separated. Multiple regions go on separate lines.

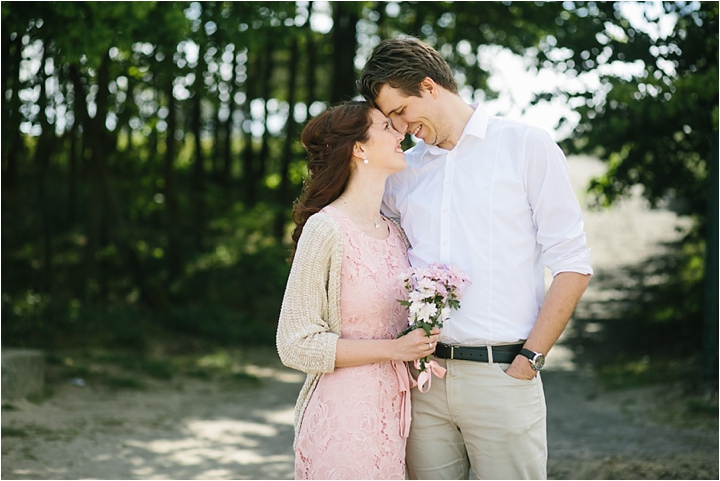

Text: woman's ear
xmin=352 ymin=142 xmax=366 ymax=160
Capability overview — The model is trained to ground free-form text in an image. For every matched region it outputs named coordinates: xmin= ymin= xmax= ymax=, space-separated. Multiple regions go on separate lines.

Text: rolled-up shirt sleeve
xmin=524 ymin=128 xmax=593 ymax=278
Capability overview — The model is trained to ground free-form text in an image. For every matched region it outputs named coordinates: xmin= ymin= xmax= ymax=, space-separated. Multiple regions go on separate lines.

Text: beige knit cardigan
xmin=276 ymin=212 xmax=344 ymax=449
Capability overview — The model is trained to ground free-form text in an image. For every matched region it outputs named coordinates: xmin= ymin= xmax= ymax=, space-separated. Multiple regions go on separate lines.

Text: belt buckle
xmin=450 ymin=344 xmax=459 ymax=360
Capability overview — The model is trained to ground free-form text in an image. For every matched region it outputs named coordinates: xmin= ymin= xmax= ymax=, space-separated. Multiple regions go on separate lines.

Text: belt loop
xmin=487 ymin=345 xmax=494 ymax=364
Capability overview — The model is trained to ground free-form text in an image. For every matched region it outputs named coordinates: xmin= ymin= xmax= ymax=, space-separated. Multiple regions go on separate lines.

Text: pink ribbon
xmin=391 ymin=360 xmax=413 ymax=438
xmin=414 ymin=359 xmax=447 ymax=393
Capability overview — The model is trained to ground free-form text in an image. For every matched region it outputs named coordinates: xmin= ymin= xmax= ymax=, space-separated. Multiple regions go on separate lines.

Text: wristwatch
xmin=519 ymin=348 xmax=545 ymax=372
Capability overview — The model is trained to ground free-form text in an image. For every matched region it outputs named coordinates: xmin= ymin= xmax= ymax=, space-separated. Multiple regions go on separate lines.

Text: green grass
xmin=103 ymin=376 xmax=146 ymax=390
xmin=595 ymin=357 xmax=692 ymax=390
xmin=98 ymin=418 xmax=125 ymax=427
xmin=685 ymin=396 xmax=719 ymax=416
xmin=223 ymin=371 xmax=263 ymax=389
xmin=2 ymin=427 xmax=29 ymax=437
xmin=596 ymin=356 xmax=719 ymax=428
xmin=41 ymin=346 xmax=264 ymax=395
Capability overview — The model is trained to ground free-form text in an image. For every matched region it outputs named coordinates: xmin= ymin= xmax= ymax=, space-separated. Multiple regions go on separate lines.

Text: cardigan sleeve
xmin=276 ymin=213 xmax=341 ymax=375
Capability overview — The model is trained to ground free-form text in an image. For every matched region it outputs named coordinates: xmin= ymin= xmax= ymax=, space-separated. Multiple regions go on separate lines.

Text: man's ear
xmin=420 ymin=77 xmax=439 ymax=98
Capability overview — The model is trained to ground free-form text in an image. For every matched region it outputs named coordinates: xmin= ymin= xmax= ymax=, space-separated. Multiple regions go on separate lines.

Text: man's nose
xmin=391 ymin=116 xmax=408 ymax=133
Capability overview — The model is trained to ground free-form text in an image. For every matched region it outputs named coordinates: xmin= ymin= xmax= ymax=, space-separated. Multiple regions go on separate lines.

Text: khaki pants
xmin=406 ymin=357 xmax=547 ymax=480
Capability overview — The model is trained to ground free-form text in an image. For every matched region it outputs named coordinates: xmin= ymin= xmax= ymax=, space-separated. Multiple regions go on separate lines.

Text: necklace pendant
xmin=374 ymin=222 xmax=380 ymax=229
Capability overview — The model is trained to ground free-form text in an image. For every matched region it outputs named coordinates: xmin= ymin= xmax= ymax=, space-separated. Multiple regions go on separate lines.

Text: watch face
xmin=533 ymin=354 xmax=545 ymax=371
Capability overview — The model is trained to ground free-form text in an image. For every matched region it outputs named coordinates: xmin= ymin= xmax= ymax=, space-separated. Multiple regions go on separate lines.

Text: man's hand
xmin=503 ymin=354 xmax=537 ymax=380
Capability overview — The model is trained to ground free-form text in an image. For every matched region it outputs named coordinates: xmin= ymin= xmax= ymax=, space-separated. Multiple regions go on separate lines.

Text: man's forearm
xmin=506 ymin=271 xmax=591 ymax=379
xmin=524 ymin=271 xmax=591 ymax=355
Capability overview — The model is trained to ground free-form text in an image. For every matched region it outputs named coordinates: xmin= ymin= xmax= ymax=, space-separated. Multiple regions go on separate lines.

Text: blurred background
xmin=2 ymin=1 xmax=717 ymax=398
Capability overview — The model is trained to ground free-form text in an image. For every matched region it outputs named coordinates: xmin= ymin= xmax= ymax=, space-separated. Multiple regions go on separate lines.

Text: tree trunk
xmin=2 ymin=34 xmax=23 ymax=190
xmin=241 ymin=114 xmax=256 ymax=204
xmin=73 ymin=52 xmax=169 ymax=309
xmin=89 ymin=52 xmax=112 ymax=301
xmin=330 ymin=2 xmax=359 ymax=103
xmin=259 ymin=37 xmax=275 ymax=179
xmin=212 ymin=105 xmax=222 ymax=181
xmin=62 ymin=65 xmax=80 ymax=226
xmin=34 ymin=45 xmax=54 ymax=294
xmin=221 ymin=49 xmax=237 ymax=187
xmin=69 ymin=63 xmax=103 ymax=300
xmin=241 ymin=49 xmax=257 ymax=205
xmin=68 ymin=120 xmax=78 ymax=225
xmin=192 ymin=41 xmax=206 ymax=249
xmin=274 ymin=36 xmax=300 ymax=240
xmin=0 ymin=31 xmax=9 ymax=115
xmin=702 ymin=134 xmax=719 ymax=392
xmin=102 ymin=168 xmax=171 ymax=312
xmin=163 ymin=65 xmax=183 ymax=278
xmin=305 ymin=6 xmax=318 ymax=111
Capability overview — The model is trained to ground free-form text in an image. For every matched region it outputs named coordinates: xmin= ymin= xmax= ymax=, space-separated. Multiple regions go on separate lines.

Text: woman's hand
xmin=394 ymin=327 xmax=441 ymax=362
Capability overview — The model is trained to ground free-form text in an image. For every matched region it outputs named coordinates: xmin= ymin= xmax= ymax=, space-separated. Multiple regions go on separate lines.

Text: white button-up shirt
xmin=382 ymin=105 xmax=593 ymax=345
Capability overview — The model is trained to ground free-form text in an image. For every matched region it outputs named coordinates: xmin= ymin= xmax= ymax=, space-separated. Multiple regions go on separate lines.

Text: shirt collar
xmin=464 ymin=103 xmax=489 ymax=140
xmin=421 ymin=103 xmax=489 ymax=156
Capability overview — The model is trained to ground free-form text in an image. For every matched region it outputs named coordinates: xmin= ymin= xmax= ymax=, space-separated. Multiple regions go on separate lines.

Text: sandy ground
xmin=2 ymin=156 xmax=717 ymax=480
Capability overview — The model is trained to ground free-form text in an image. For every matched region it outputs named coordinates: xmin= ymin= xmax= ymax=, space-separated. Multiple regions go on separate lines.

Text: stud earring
xmin=363 ymin=157 xmax=369 ymax=164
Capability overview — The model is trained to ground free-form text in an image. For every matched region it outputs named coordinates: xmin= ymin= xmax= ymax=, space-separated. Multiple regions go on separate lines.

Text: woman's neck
xmin=339 ymin=178 xmax=385 ymax=217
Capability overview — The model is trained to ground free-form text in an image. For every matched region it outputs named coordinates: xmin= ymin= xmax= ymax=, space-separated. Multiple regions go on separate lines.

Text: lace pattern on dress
xmin=294 ymin=206 xmax=412 ymax=480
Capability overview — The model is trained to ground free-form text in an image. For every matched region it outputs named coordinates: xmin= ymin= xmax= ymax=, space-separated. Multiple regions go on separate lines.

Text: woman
xmin=276 ymin=101 xmax=439 ymax=479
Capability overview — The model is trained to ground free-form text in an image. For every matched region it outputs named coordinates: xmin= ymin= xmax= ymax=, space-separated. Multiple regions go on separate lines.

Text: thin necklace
xmin=339 ymin=197 xmax=382 ymax=229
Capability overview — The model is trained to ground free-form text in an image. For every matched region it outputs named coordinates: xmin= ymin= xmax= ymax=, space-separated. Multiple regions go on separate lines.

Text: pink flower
xmin=395 ymin=263 xmax=471 ymax=383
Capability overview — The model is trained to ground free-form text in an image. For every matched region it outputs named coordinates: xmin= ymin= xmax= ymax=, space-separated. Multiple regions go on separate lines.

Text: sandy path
xmin=2 ymin=156 xmax=717 ymax=480
xmin=2 ymin=359 xmax=304 ymax=480
xmin=3 ymin=357 xmax=716 ymax=480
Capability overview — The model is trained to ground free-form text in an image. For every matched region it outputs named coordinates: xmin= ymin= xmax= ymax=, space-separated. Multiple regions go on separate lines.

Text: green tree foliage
xmin=534 ymin=2 xmax=717 ymax=223
xmin=528 ymin=2 xmax=717 ymax=388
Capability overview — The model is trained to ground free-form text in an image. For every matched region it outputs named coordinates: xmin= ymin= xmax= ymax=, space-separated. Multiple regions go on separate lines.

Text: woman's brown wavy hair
xmin=290 ymin=101 xmax=374 ymax=261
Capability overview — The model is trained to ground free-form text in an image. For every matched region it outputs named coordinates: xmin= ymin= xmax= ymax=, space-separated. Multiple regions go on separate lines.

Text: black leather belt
xmin=434 ymin=342 xmax=524 ymax=363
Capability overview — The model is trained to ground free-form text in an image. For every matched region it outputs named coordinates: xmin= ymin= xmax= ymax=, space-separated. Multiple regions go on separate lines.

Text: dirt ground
xmin=1 ymin=349 xmax=717 ymax=480
xmin=2 ymin=156 xmax=718 ymax=480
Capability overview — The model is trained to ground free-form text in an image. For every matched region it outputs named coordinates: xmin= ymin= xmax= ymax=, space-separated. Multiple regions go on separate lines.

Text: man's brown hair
xmin=359 ymin=37 xmax=458 ymax=103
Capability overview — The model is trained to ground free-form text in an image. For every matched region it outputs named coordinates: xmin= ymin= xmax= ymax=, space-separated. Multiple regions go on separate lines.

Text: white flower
xmin=417 ymin=277 xmax=436 ymax=295
xmin=408 ymin=300 xmax=422 ymax=318
xmin=408 ymin=290 xmax=426 ymax=304
xmin=416 ymin=302 xmax=438 ymax=322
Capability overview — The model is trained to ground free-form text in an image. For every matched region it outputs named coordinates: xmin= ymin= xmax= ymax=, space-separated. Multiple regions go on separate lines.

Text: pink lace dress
xmin=294 ymin=205 xmax=413 ymax=480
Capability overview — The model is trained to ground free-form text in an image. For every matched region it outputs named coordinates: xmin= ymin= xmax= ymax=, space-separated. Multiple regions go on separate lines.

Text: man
xmin=359 ymin=37 xmax=593 ymax=480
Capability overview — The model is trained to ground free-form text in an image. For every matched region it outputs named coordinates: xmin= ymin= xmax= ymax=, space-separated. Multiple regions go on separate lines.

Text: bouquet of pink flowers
xmin=397 ymin=263 xmax=470 ymax=391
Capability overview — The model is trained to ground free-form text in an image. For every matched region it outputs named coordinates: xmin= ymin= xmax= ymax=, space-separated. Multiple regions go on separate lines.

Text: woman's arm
xmin=277 ymin=213 xmax=439 ymax=373
xmin=335 ymin=328 xmax=441 ymax=368
xmin=276 ymin=214 xmax=343 ymax=374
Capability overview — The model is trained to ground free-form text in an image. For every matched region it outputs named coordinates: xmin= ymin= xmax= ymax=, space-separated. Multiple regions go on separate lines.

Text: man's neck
xmin=437 ymin=96 xmax=475 ymax=151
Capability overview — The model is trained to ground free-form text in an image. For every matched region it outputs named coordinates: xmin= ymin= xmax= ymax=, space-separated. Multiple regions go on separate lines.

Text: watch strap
xmin=519 ymin=348 xmax=538 ymax=361
xmin=519 ymin=348 xmax=545 ymax=371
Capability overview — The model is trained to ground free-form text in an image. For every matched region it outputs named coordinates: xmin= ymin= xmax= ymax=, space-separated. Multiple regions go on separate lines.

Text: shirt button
xmin=443 ymin=208 xmax=448 ymax=213
xmin=443 ymin=240 xmax=448 ymax=245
